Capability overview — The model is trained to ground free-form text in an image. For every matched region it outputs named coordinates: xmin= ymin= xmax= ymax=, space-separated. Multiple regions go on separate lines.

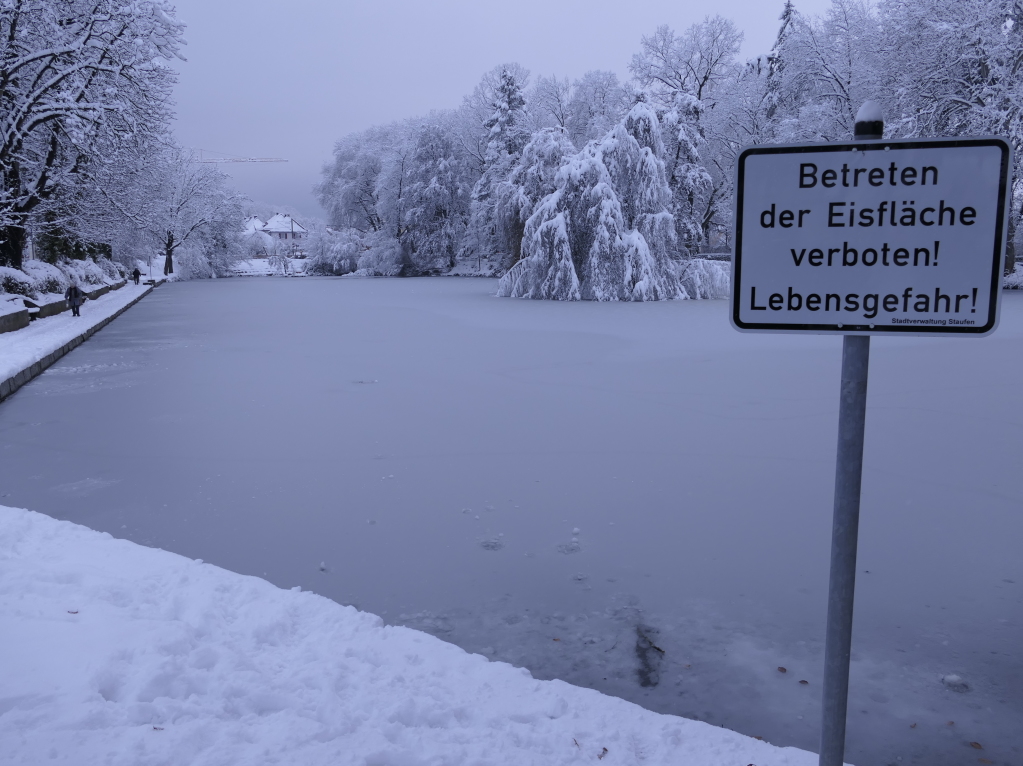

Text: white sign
xmin=732 ymin=138 xmax=1012 ymax=335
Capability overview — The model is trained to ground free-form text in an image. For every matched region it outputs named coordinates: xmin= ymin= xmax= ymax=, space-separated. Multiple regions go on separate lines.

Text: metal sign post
xmin=818 ymin=108 xmax=880 ymax=766
xmin=731 ymin=102 xmax=1012 ymax=766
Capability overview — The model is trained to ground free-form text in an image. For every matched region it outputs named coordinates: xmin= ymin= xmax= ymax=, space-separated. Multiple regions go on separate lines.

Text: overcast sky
xmin=169 ymin=0 xmax=833 ymax=221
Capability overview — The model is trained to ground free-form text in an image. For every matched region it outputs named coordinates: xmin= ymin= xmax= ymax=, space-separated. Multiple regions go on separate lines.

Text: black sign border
xmin=732 ymin=137 xmax=1012 ymax=335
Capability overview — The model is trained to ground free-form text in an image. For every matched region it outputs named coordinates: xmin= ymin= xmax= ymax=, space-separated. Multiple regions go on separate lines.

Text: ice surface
xmin=0 ymin=277 xmax=1019 ymax=765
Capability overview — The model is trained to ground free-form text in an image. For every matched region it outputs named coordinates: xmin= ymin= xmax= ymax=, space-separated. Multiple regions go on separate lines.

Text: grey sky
xmin=170 ymin=0 xmax=833 ymax=221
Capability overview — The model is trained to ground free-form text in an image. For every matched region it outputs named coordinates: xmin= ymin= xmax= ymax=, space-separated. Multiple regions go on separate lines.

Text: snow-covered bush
xmin=62 ymin=258 xmax=110 ymax=286
xmin=680 ymin=257 xmax=730 ymax=299
xmin=0 ymin=257 xmax=128 ymax=300
xmin=172 ymin=236 xmax=244 ymax=280
xmin=21 ymin=261 xmax=71 ymax=294
xmin=306 ymin=230 xmax=362 ymax=276
xmin=0 ymin=266 xmax=36 ymax=297
xmin=355 ymin=233 xmax=403 ymax=276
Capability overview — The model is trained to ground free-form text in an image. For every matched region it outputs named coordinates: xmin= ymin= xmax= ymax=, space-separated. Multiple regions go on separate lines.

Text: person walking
xmin=132 ymin=267 xmax=141 ymax=285
xmin=64 ymin=284 xmax=83 ymax=317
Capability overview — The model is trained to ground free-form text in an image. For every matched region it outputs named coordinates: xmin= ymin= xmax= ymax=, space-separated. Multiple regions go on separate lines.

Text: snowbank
xmin=0 ymin=505 xmax=819 ymax=766
xmin=232 ymin=258 xmax=308 ymax=277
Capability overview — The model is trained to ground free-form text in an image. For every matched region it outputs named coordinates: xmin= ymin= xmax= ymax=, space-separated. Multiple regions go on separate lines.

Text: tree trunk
xmin=0 ymin=226 xmax=26 ymax=269
xmin=1005 ymin=214 xmax=1017 ymax=276
xmin=163 ymin=231 xmax=175 ymax=275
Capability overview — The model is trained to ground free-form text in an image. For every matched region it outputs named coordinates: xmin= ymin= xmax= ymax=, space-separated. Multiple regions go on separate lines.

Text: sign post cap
xmin=854 ymin=101 xmax=884 ymax=139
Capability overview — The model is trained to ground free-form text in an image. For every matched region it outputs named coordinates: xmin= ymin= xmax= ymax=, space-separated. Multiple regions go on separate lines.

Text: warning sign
xmin=731 ymin=138 xmax=1012 ymax=335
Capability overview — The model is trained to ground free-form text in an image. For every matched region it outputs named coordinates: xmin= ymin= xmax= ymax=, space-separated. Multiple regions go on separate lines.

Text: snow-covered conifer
xmin=465 ymin=66 xmax=530 ymax=267
xmin=660 ymin=93 xmax=713 ymax=251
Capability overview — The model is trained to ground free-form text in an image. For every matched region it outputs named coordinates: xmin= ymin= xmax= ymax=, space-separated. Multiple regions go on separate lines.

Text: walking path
xmin=0 ymin=282 xmax=155 ymax=401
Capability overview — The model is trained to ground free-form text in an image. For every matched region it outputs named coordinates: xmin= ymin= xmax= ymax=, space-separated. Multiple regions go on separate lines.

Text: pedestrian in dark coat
xmin=65 ymin=284 xmax=83 ymax=317
xmin=132 ymin=268 xmax=141 ymax=285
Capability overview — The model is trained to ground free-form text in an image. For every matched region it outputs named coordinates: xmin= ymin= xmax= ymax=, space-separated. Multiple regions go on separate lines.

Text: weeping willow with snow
xmin=497 ymin=104 xmax=728 ymax=301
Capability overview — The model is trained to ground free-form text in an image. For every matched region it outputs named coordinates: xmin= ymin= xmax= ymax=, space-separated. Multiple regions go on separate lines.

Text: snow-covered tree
xmin=400 ymin=123 xmax=471 ymax=274
xmin=99 ymin=146 xmax=244 ymax=276
xmin=769 ymin=0 xmax=881 ymax=142
xmin=464 ymin=65 xmax=530 ymax=266
xmin=660 ymin=93 xmax=713 ymax=251
xmin=629 ymin=18 xmax=744 ymax=252
xmin=565 ymin=71 xmax=632 ymax=148
xmin=0 ymin=0 xmax=184 ymax=268
xmin=529 ymin=76 xmax=572 ymax=131
xmin=315 ymin=0 xmax=1023 ymax=291
xmin=316 ymin=131 xmax=385 ymax=233
xmin=878 ymin=0 xmax=1023 ymax=270
xmin=630 ymin=18 xmax=743 ymax=106
xmin=499 ymin=103 xmax=706 ymax=301
xmin=494 ymin=127 xmax=576 ymax=266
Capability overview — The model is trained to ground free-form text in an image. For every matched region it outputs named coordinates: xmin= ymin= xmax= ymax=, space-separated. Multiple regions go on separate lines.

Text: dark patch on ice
xmin=479 ymin=538 xmax=504 ymax=551
xmin=557 ymin=542 xmax=581 ymax=554
xmin=352 ymin=379 xmax=378 ymax=384
xmin=635 ymin=625 xmax=665 ymax=688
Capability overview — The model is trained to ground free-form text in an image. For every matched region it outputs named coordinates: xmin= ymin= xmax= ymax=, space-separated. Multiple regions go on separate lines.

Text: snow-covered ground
xmin=0 ymin=281 xmax=152 ymax=385
xmin=0 ymin=277 xmax=1019 ymax=765
xmin=0 ymin=504 xmax=817 ymax=766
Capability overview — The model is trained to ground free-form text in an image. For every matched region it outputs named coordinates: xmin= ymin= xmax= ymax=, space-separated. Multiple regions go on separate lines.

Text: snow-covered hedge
xmin=305 ymin=230 xmax=403 ymax=277
xmin=0 ymin=259 xmax=126 ymax=300
xmin=305 ymin=230 xmax=363 ymax=276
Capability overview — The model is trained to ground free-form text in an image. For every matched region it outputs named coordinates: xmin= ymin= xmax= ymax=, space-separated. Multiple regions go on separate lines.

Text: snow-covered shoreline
xmin=0 ymin=282 xmax=153 ymax=399
xmin=0 ymin=504 xmax=820 ymax=766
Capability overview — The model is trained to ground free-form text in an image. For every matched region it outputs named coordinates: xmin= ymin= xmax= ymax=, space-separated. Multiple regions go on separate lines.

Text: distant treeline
xmin=313 ymin=0 xmax=1023 ymax=300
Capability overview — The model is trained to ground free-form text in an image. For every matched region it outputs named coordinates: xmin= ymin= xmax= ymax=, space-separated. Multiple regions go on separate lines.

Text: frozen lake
xmin=1 ymin=276 xmax=1020 ymax=764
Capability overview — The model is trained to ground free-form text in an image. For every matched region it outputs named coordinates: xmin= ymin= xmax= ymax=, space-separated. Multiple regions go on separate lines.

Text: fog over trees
xmin=315 ymin=0 xmax=1023 ymax=298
